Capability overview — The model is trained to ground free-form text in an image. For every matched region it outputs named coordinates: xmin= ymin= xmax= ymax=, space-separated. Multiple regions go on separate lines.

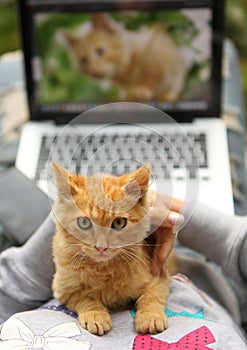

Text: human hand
xmin=148 ymin=190 xmax=184 ymax=277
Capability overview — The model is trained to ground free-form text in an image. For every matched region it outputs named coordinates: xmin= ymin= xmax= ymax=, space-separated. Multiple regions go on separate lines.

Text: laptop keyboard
xmin=35 ymin=131 xmax=208 ymax=181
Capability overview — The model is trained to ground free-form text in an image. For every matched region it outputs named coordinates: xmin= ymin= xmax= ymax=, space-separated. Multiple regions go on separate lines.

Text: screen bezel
xmin=18 ymin=0 xmax=224 ymax=124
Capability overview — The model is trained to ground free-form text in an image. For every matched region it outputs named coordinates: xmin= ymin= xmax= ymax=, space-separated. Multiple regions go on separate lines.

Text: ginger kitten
xmin=63 ymin=13 xmax=187 ymax=101
xmin=51 ymin=162 xmax=173 ymax=335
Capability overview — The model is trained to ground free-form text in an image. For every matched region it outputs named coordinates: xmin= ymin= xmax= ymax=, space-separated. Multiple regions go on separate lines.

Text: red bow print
xmin=133 ymin=326 xmax=215 ymax=349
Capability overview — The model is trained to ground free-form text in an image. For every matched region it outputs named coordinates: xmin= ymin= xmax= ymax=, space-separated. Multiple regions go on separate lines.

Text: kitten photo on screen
xmin=51 ymin=162 xmax=176 ymax=335
xmin=63 ymin=13 xmax=187 ymax=101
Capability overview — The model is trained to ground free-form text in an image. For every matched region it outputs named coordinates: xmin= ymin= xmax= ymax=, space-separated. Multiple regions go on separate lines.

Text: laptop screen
xmin=19 ymin=0 xmax=224 ymax=123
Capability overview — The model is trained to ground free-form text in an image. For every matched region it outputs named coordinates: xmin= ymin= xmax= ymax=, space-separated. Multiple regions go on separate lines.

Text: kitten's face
xmin=72 ymin=32 xmax=125 ymax=79
xmin=52 ymin=163 xmax=151 ymax=263
xmin=63 ymin=13 xmax=126 ymax=80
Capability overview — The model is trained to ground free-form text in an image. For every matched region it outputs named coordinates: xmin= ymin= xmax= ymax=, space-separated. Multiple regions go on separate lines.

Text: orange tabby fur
xmin=63 ymin=13 xmax=187 ymax=101
xmin=51 ymin=162 xmax=173 ymax=335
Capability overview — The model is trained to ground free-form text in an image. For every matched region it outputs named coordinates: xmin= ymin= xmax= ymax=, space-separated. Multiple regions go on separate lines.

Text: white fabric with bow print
xmin=0 ymin=317 xmax=91 ymax=350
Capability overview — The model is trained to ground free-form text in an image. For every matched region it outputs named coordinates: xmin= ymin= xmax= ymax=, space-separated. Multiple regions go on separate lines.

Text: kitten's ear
xmin=51 ymin=162 xmax=79 ymax=200
xmin=123 ymin=163 xmax=151 ymax=198
xmin=62 ymin=30 xmax=78 ymax=47
xmin=91 ymin=13 xmax=119 ymax=34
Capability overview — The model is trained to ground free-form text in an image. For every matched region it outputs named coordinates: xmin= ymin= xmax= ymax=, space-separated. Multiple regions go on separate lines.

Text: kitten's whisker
xmin=55 ymin=242 xmax=83 ymax=253
xmin=119 ymin=245 xmax=151 ymax=275
xmin=70 ymin=252 xmax=85 ymax=270
xmin=129 ymin=242 xmax=166 ymax=247
xmin=127 ymin=245 xmax=153 ymax=267
xmin=122 ymin=254 xmax=148 ymax=276
xmin=118 ymin=251 xmax=133 ymax=271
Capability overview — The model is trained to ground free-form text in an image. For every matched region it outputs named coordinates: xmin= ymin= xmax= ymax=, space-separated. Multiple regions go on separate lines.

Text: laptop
xmin=16 ymin=0 xmax=234 ymax=214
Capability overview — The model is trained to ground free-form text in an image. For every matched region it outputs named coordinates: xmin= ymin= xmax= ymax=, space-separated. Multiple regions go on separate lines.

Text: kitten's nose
xmin=95 ymin=246 xmax=108 ymax=254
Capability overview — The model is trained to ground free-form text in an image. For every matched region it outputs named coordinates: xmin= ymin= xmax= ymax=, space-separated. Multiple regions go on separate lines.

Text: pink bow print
xmin=133 ymin=326 xmax=215 ymax=349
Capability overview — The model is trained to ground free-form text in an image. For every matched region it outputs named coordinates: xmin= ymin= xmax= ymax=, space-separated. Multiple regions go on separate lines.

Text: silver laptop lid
xmin=18 ymin=0 xmax=224 ymax=124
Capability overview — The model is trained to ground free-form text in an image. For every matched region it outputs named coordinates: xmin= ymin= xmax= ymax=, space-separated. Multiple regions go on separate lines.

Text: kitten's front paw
xmin=79 ymin=311 xmax=112 ymax=335
xmin=135 ymin=310 xmax=168 ymax=334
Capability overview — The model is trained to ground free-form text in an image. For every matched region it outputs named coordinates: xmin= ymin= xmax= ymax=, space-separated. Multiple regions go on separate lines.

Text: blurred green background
xmin=36 ymin=10 xmax=208 ymax=104
xmin=0 ymin=0 xmax=247 ymax=107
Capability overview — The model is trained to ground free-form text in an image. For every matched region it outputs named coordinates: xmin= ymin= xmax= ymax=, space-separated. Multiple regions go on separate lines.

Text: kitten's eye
xmin=111 ymin=217 xmax=127 ymax=230
xmin=80 ymin=57 xmax=88 ymax=66
xmin=77 ymin=217 xmax=92 ymax=230
xmin=96 ymin=47 xmax=105 ymax=56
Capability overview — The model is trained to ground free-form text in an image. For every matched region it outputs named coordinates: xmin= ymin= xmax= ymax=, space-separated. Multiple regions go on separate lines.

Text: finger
xmin=150 ymin=191 xmax=184 ymax=212
xmin=151 ymin=261 xmax=168 ymax=278
xmin=151 ymin=243 xmax=169 ymax=278
xmin=150 ymin=208 xmax=184 ymax=230
xmin=150 ymin=206 xmax=170 ymax=227
xmin=168 ymin=211 xmax=184 ymax=231
xmin=169 ymin=197 xmax=184 ymax=213
xmin=157 ymin=231 xmax=175 ymax=265
xmin=151 ymin=260 xmax=160 ymax=276
xmin=160 ymin=263 xmax=168 ymax=278
xmin=150 ymin=242 xmax=160 ymax=276
xmin=150 ymin=227 xmax=172 ymax=276
xmin=148 ymin=189 xmax=156 ymax=205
